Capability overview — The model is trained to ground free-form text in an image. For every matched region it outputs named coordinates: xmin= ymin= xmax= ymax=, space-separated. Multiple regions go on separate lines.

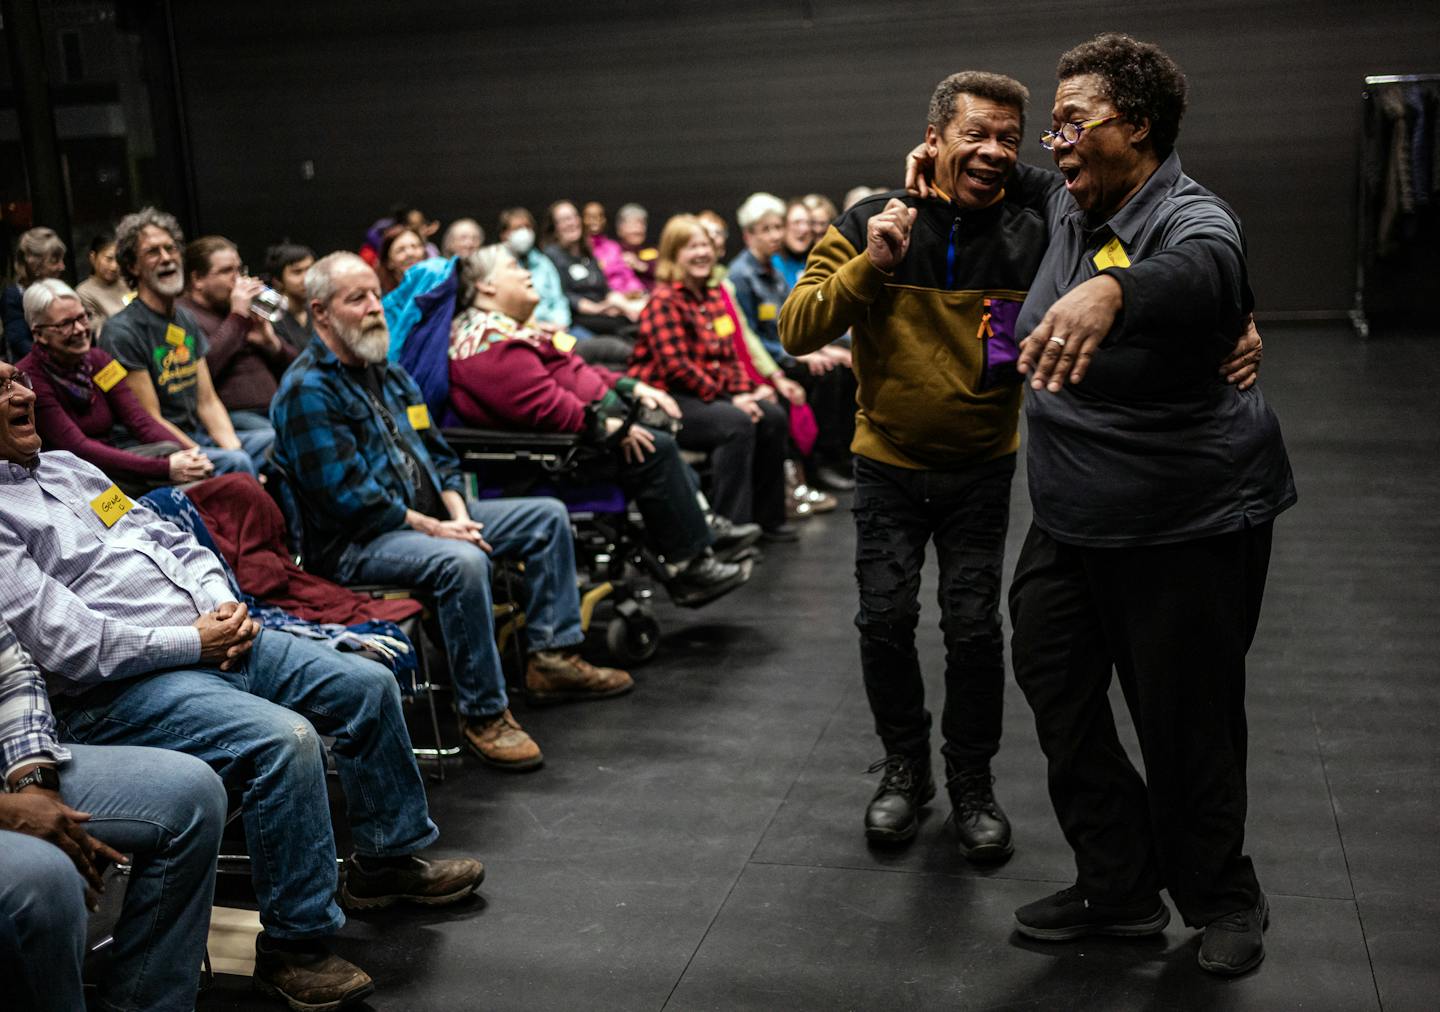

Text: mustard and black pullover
xmin=779 ymin=165 xmax=1057 ymax=470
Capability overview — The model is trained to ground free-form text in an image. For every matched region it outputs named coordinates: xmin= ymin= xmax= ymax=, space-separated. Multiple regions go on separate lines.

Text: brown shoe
xmin=526 ymin=650 xmax=635 ymax=705
xmin=340 ymin=853 xmax=485 ymax=911
xmin=253 ymin=939 xmax=374 ymax=1011
xmin=462 ymin=709 xmax=543 ymax=771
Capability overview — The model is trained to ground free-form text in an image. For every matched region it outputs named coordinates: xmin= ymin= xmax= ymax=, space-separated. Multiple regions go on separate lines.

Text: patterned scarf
xmin=31 ymin=342 xmax=96 ymax=410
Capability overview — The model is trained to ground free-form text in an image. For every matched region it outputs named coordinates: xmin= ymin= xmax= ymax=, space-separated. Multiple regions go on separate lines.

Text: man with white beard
xmin=271 ymin=253 xmax=633 ymax=773
xmin=98 ymin=208 xmax=257 ymax=476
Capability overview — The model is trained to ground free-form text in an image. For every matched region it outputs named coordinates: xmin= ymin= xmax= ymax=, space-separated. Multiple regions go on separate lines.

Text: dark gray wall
xmin=171 ymin=0 xmax=1439 ymax=313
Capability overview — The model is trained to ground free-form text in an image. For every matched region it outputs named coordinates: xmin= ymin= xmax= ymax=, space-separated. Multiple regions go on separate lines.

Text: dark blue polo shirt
xmin=1016 ymin=151 xmax=1296 ymax=547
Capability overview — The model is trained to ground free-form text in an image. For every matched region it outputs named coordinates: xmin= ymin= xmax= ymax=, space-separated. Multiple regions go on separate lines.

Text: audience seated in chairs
xmin=542 ymin=199 xmax=639 ymax=367
xmin=774 ymin=197 xmax=814 ymax=289
xmin=498 ymin=207 xmax=571 ymax=332
xmin=262 ymin=240 xmax=316 ymax=350
xmin=0 ymin=616 xmax=226 ymax=1012
xmin=449 ymin=244 xmax=753 ymax=607
xmin=18 ymin=278 xmax=213 ymax=496
xmin=178 ymin=235 xmax=295 ymax=463
xmin=74 ymin=230 xmax=131 ymax=338
xmin=630 ymin=215 xmax=794 ymax=541
xmin=98 ymin=207 xmax=264 ymax=477
xmin=4 ymin=226 xmax=68 ymax=361
xmin=271 ymin=251 xmax=634 ymax=774
xmin=0 ymin=358 xmax=484 ymax=1011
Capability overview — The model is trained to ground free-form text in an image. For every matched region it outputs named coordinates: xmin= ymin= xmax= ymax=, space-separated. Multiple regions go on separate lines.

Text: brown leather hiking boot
xmin=339 ymin=853 xmax=486 ymax=911
xmin=253 ymin=937 xmax=373 ymax=1011
xmin=462 ymin=709 xmax=543 ymax=771
xmin=525 ymin=651 xmax=634 ymax=705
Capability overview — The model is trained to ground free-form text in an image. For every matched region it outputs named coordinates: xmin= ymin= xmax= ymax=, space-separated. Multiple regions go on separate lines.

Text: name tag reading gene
xmin=406 ymin=404 xmax=431 ymax=430
xmin=93 ymin=360 xmax=128 ymax=392
xmin=90 ymin=484 xmax=134 ymax=528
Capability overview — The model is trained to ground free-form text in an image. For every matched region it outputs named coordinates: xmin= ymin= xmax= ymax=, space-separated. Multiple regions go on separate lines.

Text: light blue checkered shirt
xmin=0 ymin=451 xmax=235 ymax=697
xmin=0 ymin=616 xmax=70 ymax=779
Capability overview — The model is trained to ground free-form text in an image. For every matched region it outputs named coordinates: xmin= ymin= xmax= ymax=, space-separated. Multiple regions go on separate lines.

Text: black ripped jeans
xmin=852 ymin=453 xmax=1015 ymax=772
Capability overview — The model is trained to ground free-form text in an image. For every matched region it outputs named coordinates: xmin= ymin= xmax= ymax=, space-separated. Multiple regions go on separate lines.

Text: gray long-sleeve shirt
xmin=1016 ymin=151 xmax=1296 ymax=547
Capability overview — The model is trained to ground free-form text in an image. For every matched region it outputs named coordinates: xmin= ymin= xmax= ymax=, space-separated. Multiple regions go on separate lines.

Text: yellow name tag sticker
xmin=90 ymin=485 xmax=134 ymax=528
xmin=93 ymin=359 xmax=128 ymax=392
xmin=638 ymin=248 xmax=658 ymax=261
xmin=164 ymin=323 xmax=188 ymax=347
xmin=757 ymin=302 xmax=778 ymax=322
xmin=713 ymin=315 xmax=736 ymax=338
xmin=1093 ymin=236 xmax=1131 ymax=270
xmin=552 ymin=332 xmax=578 ymax=353
xmin=406 ymin=404 xmax=431 ymax=430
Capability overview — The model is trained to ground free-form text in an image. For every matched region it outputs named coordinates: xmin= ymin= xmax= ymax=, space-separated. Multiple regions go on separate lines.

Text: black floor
xmin=199 ymin=324 xmax=1438 ymax=1011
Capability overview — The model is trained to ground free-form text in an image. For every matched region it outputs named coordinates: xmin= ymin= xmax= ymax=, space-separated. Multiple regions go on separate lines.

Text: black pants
xmin=853 ymin=453 xmax=1015 ymax=771
xmin=782 ymin=359 xmax=857 ymax=471
xmin=616 ymin=427 xmax=710 ymax=562
xmin=1008 ymin=521 xmax=1273 ymax=926
xmin=672 ymin=393 xmax=787 ymax=530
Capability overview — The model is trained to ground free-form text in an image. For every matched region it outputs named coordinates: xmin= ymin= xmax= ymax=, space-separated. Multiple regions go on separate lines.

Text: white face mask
xmin=505 ymin=227 xmax=535 ymax=256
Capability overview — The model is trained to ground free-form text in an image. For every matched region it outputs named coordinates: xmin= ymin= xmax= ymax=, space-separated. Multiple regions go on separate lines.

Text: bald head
xmin=306 ymin=251 xmax=389 ymax=366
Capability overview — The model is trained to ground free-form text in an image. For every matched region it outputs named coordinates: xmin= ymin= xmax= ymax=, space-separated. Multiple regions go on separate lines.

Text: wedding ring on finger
xmin=1047 ymin=335 xmax=1067 ymax=347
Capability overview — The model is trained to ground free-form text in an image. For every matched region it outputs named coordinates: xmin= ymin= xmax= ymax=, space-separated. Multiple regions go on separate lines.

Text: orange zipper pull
xmin=977 ymin=298 xmax=993 ymax=340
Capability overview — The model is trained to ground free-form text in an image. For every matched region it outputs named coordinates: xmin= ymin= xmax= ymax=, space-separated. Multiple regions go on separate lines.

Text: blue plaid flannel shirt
xmin=271 ymin=336 xmax=466 ymax=569
xmin=0 ymin=617 xmax=70 ymax=779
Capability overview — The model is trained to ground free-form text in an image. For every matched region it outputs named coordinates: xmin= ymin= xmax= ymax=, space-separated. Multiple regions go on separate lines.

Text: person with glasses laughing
xmin=17 ymin=278 xmax=213 ymax=495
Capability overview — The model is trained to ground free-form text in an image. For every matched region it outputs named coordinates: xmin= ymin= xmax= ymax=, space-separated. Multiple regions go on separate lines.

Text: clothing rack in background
xmin=1351 ymin=73 xmax=1440 ymax=339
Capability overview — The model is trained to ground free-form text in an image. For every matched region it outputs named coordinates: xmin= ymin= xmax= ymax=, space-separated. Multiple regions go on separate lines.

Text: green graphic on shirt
xmin=152 ymin=336 xmax=200 ymax=396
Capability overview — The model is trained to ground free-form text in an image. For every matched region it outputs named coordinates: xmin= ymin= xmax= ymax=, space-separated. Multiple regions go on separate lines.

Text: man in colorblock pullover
xmin=780 ymin=71 xmax=1057 ymax=864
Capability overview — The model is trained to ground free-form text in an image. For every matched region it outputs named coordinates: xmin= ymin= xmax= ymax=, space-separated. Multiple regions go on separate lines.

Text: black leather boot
xmin=863 ymin=754 xmax=935 ymax=843
xmin=946 ymin=766 xmax=1013 ymax=863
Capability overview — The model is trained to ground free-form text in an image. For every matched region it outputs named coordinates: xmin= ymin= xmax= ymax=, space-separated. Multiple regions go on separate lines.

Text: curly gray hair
xmin=114 ymin=207 xmax=184 ymax=286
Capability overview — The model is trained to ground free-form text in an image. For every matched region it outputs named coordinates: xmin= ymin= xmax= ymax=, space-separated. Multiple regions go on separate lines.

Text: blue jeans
xmin=196 ymin=409 xmax=275 ymax=477
xmin=337 ymin=496 xmax=584 ymax=719
xmin=0 ymin=744 xmax=226 ymax=1012
xmin=54 ymin=630 xmax=438 ymax=940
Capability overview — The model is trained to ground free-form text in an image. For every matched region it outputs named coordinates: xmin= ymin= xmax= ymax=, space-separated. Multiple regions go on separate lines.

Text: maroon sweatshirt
xmin=19 ymin=345 xmax=177 ymax=481
xmin=180 ymin=295 xmax=299 ymax=413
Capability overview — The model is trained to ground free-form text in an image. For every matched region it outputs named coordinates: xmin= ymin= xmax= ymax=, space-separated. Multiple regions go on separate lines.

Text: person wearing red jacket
xmin=449 ymin=244 xmax=753 ymax=608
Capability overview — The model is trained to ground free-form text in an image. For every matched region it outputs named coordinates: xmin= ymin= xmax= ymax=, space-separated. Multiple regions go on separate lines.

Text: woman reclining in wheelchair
xmin=446 ymin=244 xmax=754 ymax=609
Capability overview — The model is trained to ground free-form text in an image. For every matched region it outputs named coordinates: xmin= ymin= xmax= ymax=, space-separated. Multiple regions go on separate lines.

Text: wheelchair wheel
xmin=606 ymin=612 xmax=660 ymax=665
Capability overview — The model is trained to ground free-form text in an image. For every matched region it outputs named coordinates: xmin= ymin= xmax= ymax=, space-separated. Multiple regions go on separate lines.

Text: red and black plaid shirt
xmin=628 ymin=282 xmax=751 ymax=402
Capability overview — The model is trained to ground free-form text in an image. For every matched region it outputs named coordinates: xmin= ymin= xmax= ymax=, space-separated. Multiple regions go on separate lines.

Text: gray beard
xmin=150 ymin=270 xmax=184 ymax=298
xmin=337 ymin=318 xmax=390 ymax=364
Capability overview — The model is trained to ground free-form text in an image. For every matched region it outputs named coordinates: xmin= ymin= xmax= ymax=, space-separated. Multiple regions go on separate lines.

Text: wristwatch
xmin=8 ymin=766 xmax=60 ymax=793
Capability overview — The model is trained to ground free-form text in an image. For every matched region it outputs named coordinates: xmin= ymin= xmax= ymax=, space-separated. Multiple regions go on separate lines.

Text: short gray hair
xmin=115 ymin=207 xmax=184 ymax=286
xmin=457 ymin=244 xmax=511 ymax=308
xmin=736 ymin=192 xmax=785 ymax=231
xmin=22 ymin=277 xmax=82 ymax=328
xmin=616 ymin=203 xmax=648 ymax=225
xmin=13 ymin=227 xmax=67 ymax=286
xmin=441 ymin=217 xmax=484 ymax=256
xmin=304 ymin=251 xmax=372 ymax=308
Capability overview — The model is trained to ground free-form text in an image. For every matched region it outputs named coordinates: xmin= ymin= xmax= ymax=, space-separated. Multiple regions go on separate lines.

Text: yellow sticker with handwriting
xmin=713 ymin=315 xmax=736 ymax=338
xmin=90 ymin=485 xmax=134 ymax=528
xmin=757 ymin=302 xmax=777 ymax=322
xmin=93 ymin=359 xmax=128 ymax=392
xmin=552 ymin=332 xmax=577 ymax=353
xmin=638 ymin=248 xmax=658 ymax=261
xmin=406 ymin=404 xmax=431 ymax=430
xmin=164 ymin=323 xmax=188 ymax=347
xmin=1093 ymin=236 xmax=1131 ymax=270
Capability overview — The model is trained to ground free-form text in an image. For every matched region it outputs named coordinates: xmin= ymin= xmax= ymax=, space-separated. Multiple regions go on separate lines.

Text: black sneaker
xmin=339 ymin=853 xmax=485 ymax=911
xmin=1198 ymin=893 xmax=1269 ymax=976
xmin=253 ymin=935 xmax=374 ymax=1011
xmin=946 ymin=766 xmax=1014 ymax=864
xmin=667 ymin=551 xmax=752 ymax=608
xmin=1014 ymin=885 xmax=1171 ymax=941
xmin=863 ymin=754 xmax=935 ymax=843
